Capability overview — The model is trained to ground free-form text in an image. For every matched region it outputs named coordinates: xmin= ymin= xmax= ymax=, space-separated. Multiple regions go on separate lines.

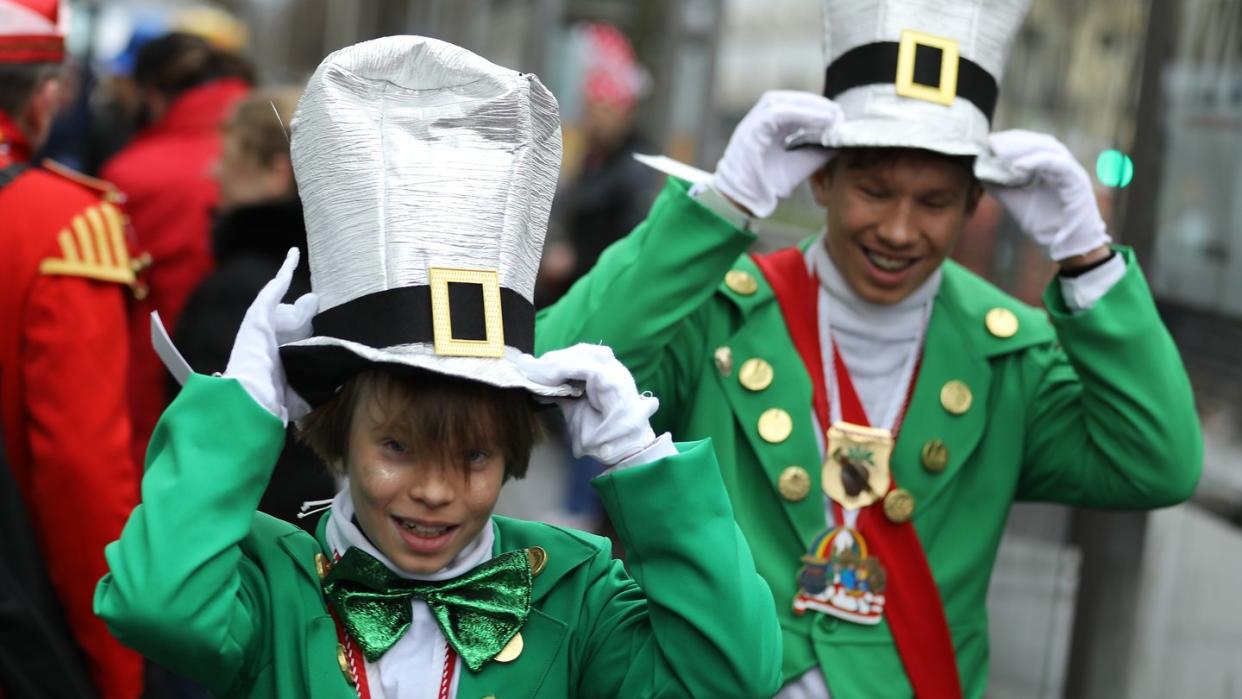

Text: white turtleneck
xmin=326 ymin=486 xmax=494 ymax=699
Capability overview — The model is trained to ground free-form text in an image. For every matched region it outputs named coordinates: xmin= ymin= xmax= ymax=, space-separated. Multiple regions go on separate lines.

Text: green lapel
xmin=714 ymin=253 xmax=828 ymax=549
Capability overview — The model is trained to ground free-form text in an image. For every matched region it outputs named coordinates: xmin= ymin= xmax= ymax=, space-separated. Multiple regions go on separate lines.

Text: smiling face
xmin=299 ymin=369 xmax=536 ymax=575
xmin=810 ymin=148 xmax=983 ymax=305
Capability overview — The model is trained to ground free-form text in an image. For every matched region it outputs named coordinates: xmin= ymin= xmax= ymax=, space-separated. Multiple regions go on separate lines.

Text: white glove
xmin=984 ymin=130 xmax=1111 ymax=261
xmin=713 ymin=90 xmax=842 ymax=218
xmin=224 ymin=248 xmax=318 ymax=425
xmin=515 ymin=344 xmax=659 ymax=466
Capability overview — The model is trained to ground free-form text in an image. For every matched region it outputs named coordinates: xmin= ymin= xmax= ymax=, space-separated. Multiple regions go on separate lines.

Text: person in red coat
xmin=100 ymin=32 xmax=252 ymax=468
xmin=0 ymin=1 xmax=142 ymax=696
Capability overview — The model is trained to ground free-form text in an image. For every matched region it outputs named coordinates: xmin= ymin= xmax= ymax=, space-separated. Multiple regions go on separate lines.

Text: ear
xmin=964 ymin=181 xmax=984 ymax=215
xmin=808 ymin=165 xmax=833 ymax=208
xmin=21 ymin=76 xmax=61 ymax=145
xmin=268 ymin=153 xmax=296 ymax=197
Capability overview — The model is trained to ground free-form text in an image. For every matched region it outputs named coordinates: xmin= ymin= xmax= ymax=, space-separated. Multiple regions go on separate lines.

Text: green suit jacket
xmin=94 ymin=374 xmax=783 ymax=698
xmin=535 ymin=178 xmax=1203 ymax=698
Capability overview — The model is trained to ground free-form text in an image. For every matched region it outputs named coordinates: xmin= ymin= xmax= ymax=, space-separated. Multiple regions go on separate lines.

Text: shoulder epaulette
xmin=41 ymin=158 xmax=125 ymax=204
xmin=38 ymin=200 xmax=137 ymax=286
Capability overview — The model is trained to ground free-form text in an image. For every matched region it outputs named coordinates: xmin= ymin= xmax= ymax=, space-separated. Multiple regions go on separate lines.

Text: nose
xmin=875 ymin=197 xmax=917 ymax=249
xmin=406 ymin=462 xmax=456 ymax=509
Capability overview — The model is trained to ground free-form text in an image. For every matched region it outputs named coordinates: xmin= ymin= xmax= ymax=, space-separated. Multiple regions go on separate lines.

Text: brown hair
xmin=224 ymin=86 xmax=300 ymax=167
xmin=297 ymin=368 xmax=539 ymax=480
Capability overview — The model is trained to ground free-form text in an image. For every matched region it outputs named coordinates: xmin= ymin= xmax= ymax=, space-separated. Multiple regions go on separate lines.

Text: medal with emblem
xmin=822 ymin=422 xmax=894 ymax=509
xmin=793 ymin=525 xmax=887 ymax=624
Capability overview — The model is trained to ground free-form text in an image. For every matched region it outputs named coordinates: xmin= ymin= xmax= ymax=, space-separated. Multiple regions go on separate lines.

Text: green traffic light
xmin=1096 ymin=149 xmax=1134 ymax=188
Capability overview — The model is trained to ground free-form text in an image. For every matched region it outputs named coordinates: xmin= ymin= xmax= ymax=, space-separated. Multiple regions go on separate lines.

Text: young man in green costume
xmin=94 ymin=36 xmax=782 ymax=698
xmin=535 ymin=0 xmax=1203 ymax=696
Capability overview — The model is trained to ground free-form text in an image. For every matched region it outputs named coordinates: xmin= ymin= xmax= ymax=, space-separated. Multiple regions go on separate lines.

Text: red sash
xmin=751 ymin=247 xmax=962 ymax=699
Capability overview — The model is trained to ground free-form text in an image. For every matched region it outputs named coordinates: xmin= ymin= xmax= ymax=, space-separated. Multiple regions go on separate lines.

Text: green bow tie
xmin=322 ymin=546 xmax=534 ymax=671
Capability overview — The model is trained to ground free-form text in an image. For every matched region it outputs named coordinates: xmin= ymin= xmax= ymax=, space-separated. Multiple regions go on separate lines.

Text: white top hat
xmin=810 ymin=0 xmax=1030 ymax=158
xmin=280 ymin=35 xmax=576 ymax=405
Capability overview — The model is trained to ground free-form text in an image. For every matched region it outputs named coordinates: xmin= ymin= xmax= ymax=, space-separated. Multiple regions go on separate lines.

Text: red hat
xmin=0 ymin=0 xmax=64 ymax=64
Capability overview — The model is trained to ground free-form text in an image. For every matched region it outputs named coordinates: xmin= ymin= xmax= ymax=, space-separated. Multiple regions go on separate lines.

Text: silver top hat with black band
xmin=803 ymin=0 xmax=1030 ymax=158
xmin=279 ymin=35 xmax=577 ymax=405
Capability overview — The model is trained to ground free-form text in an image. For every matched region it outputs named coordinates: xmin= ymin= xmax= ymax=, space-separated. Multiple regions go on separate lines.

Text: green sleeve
xmin=1018 ymin=248 xmax=1203 ymax=507
xmin=574 ymin=439 xmax=784 ymax=698
xmin=536 ymin=178 xmax=755 ymax=417
xmin=94 ymin=374 xmax=286 ymax=694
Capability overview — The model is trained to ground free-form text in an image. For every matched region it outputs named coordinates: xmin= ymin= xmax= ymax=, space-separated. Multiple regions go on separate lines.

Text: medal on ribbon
xmin=822 ymin=422 xmax=894 ymax=509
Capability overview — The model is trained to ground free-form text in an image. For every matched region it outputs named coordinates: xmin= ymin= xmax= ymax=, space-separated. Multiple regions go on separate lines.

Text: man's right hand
xmin=713 ymin=91 xmax=842 ymax=218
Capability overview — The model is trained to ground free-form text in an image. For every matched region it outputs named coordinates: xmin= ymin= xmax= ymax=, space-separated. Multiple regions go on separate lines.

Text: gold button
xmin=921 ymin=439 xmax=949 ymax=474
xmin=714 ymin=346 xmax=733 ymax=376
xmin=315 ymin=553 xmax=332 ymax=581
xmin=940 ymin=380 xmax=972 ymax=415
xmin=883 ymin=489 xmax=915 ymax=523
xmin=337 ymin=643 xmax=355 ymax=686
xmin=526 ymin=546 xmax=547 ymax=577
xmin=738 ymin=358 xmax=774 ymax=392
xmin=757 ymin=408 xmax=793 ymax=443
xmin=724 ymin=270 xmax=758 ymax=296
xmin=494 ymin=631 xmax=523 ymax=662
xmin=986 ymin=307 xmax=1019 ymax=339
xmin=778 ymin=466 xmax=811 ymax=502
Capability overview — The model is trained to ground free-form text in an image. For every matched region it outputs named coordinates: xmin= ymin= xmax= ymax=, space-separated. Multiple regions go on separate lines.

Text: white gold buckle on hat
xmin=894 ymin=29 xmax=960 ymax=107
xmin=428 ymin=267 xmax=506 ymax=358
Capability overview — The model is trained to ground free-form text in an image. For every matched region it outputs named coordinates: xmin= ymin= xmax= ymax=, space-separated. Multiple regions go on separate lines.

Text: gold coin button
xmin=738 ymin=358 xmax=774 ymax=392
xmin=494 ymin=632 xmax=523 ymax=662
xmin=337 ymin=643 xmax=354 ymax=685
xmin=725 ymin=270 xmax=759 ymax=296
xmin=757 ymin=408 xmax=793 ymax=443
xmin=526 ymin=546 xmax=548 ymax=577
xmin=986 ymin=307 xmax=1019 ymax=339
xmin=714 ymin=346 xmax=733 ymax=376
xmin=315 ymin=553 xmax=332 ymax=581
xmin=883 ymin=489 xmax=915 ymax=523
xmin=940 ymin=380 xmax=973 ymax=415
xmin=921 ymin=439 xmax=949 ymax=474
xmin=778 ymin=466 xmax=811 ymax=502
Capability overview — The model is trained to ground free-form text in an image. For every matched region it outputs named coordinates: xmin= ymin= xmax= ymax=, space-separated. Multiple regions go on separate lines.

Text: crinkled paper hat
xmin=811 ymin=0 xmax=1030 ymax=159
xmin=280 ymin=35 xmax=576 ymax=406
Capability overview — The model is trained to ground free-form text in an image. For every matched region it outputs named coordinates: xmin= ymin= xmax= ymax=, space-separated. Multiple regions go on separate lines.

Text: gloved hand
xmin=224 ymin=248 xmax=318 ymax=425
xmin=515 ymin=344 xmax=659 ymax=466
xmin=984 ymin=130 xmax=1111 ymax=261
xmin=713 ymin=90 xmax=842 ymax=218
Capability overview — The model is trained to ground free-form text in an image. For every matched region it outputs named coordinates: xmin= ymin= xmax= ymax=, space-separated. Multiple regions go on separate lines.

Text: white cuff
xmin=1059 ymin=254 xmax=1126 ymax=314
xmin=604 ymin=433 xmax=678 ymax=473
xmin=691 ymin=180 xmax=754 ymax=232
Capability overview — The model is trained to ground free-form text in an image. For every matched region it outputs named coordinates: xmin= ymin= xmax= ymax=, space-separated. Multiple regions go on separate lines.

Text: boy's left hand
xmin=516 ymin=345 xmax=659 ymax=466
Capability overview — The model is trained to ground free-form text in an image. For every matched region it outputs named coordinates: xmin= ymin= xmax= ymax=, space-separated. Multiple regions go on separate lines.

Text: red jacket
xmin=101 ymin=78 xmax=250 ymax=467
xmin=0 ymin=115 xmax=142 ymax=698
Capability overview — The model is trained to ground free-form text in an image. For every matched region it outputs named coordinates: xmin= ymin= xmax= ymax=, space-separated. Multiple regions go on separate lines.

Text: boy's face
xmin=345 ymin=385 xmax=506 ymax=575
xmin=809 ymin=149 xmax=981 ymax=306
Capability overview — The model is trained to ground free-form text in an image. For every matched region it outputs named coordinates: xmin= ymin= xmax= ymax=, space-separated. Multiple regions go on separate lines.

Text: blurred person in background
xmin=175 ymin=86 xmax=335 ymax=531
xmin=101 ymin=31 xmax=253 ymax=472
xmin=536 ymin=0 xmax=1203 ymax=696
xmin=0 ymin=1 xmax=142 ymax=696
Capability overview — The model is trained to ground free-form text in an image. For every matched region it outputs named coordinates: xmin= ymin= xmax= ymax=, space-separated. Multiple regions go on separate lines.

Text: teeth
xmin=401 ymin=521 xmax=450 ymax=536
xmin=866 ymin=250 xmax=915 ymax=272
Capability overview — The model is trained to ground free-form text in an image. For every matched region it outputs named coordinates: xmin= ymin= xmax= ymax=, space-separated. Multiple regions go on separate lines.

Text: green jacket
xmin=94 ymin=374 xmax=783 ymax=698
xmin=535 ymin=178 xmax=1203 ymax=698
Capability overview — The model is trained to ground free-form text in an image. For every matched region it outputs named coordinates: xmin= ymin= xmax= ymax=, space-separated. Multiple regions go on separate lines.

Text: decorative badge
xmin=823 ymin=422 xmax=894 ymax=509
xmin=794 ymin=526 xmax=887 ymax=624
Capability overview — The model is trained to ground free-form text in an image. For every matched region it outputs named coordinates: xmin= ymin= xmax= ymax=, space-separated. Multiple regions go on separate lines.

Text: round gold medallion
xmin=724 ymin=270 xmax=758 ymax=296
xmin=985 ymin=307 xmax=1019 ymax=339
xmin=738 ymin=358 xmax=774 ymax=392
xmin=921 ymin=439 xmax=949 ymax=474
xmin=494 ymin=632 xmax=523 ymax=663
xmin=337 ymin=643 xmax=354 ymax=685
xmin=314 ymin=552 xmax=332 ymax=581
xmin=714 ymin=346 xmax=733 ymax=376
xmin=883 ymin=488 xmax=915 ymax=523
xmin=940 ymin=380 xmax=973 ymax=415
xmin=778 ymin=466 xmax=811 ymax=502
xmin=757 ymin=408 xmax=793 ymax=443
xmin=526 ymin=546 xmax=548 ymax=577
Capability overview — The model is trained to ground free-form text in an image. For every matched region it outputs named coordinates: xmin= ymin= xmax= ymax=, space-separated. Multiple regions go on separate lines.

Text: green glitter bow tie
xmin=322 ymin=546 xmax=533 ymax=670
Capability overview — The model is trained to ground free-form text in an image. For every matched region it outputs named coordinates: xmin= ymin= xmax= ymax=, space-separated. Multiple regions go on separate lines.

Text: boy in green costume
xmin=535 ymin=1 xmax=1203 ymax=696
xmin=95 ymin=36 xmax=782 ymax=698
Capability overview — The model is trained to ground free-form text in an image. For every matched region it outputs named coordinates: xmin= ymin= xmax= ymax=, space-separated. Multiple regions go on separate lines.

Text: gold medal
xmin=822 ymin=422 xmax=893 ymax=510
